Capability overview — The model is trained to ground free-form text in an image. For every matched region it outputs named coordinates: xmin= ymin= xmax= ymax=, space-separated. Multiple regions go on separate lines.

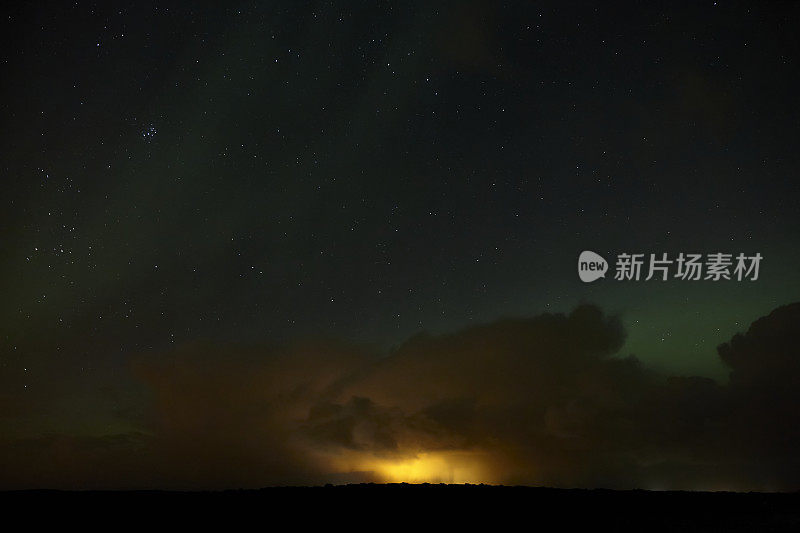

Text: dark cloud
xmin=1 ymin=304 xmax=800 ymax=490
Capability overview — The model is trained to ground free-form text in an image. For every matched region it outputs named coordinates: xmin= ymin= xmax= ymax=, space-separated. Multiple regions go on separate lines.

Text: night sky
xmin=2 ymin=1 xmax=800 ymax=490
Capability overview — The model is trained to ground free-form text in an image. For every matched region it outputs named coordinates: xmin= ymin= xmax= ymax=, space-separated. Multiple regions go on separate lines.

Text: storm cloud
xmin=2 ymin=303 xmax=800 ymax=490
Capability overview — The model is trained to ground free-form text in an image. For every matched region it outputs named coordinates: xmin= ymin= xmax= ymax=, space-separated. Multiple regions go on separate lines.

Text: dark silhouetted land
xmin=5 ymin=484 xmax=800 ymax=531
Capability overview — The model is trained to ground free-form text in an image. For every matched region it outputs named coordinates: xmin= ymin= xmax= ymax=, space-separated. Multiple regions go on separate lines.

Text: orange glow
xmin=331 ymin=450 xmax=496 ymax=484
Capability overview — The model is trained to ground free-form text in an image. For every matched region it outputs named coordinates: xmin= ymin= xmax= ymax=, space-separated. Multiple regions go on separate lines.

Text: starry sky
xmin=1 ymin=1 xmax=800 ymax=489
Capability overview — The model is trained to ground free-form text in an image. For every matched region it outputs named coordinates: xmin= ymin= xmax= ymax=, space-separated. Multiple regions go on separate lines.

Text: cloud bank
xmin=2 ymin=303 xmax=800 ymax=490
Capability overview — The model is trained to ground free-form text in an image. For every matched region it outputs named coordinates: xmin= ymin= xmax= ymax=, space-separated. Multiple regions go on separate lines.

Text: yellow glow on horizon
xmin=348 ymin=450 xmax=495 ymax=484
